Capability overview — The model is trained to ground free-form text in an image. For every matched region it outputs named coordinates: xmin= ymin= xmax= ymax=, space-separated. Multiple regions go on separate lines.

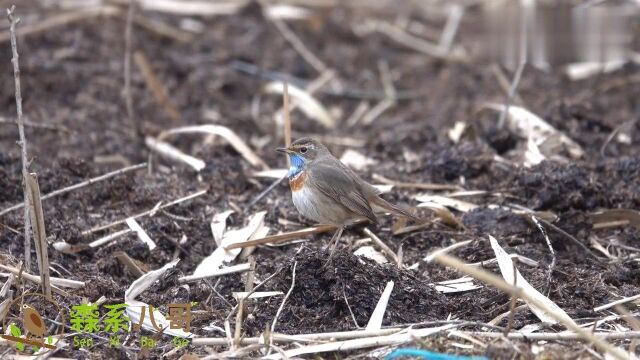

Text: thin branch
xmin=0 ymin=163 xmax=147 ymax=217
xmin=271 ymin=17 xmax=326 ymax=73
xmin=269 ymin=261 xmax=297 ymax=351
xmin=497 ymin=2 xmax=527 ymax=129
xmin=124 ymin=0 xmax=135 ymax=122
xmin=433 ymin=253 xmax=629 ymax=359
xmin=82 ymin=189 xmax=207 ymax=235
xmin=25 ymin=173 xmax=51 ymax=299
xmin=362 ymin=227 xmax=400 ymax=266
xmin=7 ymin=6 xmax=32 ymax=271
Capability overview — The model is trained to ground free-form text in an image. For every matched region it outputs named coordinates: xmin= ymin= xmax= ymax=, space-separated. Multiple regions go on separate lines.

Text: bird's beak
xmin=276 ymin=147 xmax=292 ymax=154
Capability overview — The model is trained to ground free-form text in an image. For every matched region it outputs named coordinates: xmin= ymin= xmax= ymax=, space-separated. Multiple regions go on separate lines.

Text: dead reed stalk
xmin=7 ymin=6 xmax=32 ymax=271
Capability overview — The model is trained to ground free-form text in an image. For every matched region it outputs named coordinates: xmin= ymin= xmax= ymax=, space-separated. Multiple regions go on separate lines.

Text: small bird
xmin=22 ymin=304 xmax=45 ymax=342
xmin=277 ymin=138 xmax=421 ymax=256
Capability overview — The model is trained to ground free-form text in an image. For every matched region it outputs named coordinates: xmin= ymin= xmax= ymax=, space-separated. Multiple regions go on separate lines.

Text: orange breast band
xmin=289 ymin=171 xmax=306 ymax=192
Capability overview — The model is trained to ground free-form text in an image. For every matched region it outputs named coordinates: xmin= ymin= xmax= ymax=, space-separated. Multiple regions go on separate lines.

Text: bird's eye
xmin=300 ymin=147 xmax=308 ymax=154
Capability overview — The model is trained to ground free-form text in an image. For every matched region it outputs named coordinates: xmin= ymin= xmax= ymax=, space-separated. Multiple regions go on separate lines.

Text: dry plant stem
xmin=248 ymin=175 xmax=287 ymax=208
xmin=7 ymin=6 xmax=32 ymax=271
xmin=371 ymin=174 xmax=461 ymax=191
xmin=497 ymin=5 xmax=527 ymax=129
xmin=124 ymin=1 xmax=135 ymax=122
xmin=362 ymin=228 xmax=400 ymax=266
xmin=504 ymin=259 xmax=518 ymax=336
xmin=133 ymin=51 xmax=181 ymax=121
xmin=193 ymin=327 xmax=406 ymax=346
xmin=491 ymin=64 xmax=524 ymax=106
xmin=537 ymin=218 xmax=600 ymax=260
xmin=82 ymin=189 xmax=207 ymax=235
xmin=0 ymin=6 xmax=120 ymax=43
xmin=0 ymin=163 xmax=147 ymax=217
xmin=271 ymin=17 xmax=326 ymax=73
xmin=531 ymin=215 xmax=556 ymax=294
xmin=594 ymin=294 xmax=640 ymax=312
xmin=0 ymin=264 xmax=68 ymax=297
xmin=614 ymin=305 xmax=640 ymax=354
xmin=283 ymin=82 xmax=292 ymax=167
xmin=269 ymin=261 xmax=297 ymax=353
xmin=225 ymin=224 xmax=337 ymax=249
xmin=433 ymin=253 xmax=629 ymax=360
xmin=462 ymin=331 xmax=640 ymax=341
xmin=26 ymin=173 xmax=51 ymax=300
xmin=132 ymin=15 xmax=193 ymax=43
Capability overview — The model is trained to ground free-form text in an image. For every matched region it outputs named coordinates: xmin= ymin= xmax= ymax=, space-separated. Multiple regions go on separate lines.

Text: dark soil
xmin=1 ymin=1 xmax=639 ymax=359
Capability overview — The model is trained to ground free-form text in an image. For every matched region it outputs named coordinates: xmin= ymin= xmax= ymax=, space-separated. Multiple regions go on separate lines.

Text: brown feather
xmin=369 ymin=196 xmax=423 ymax=222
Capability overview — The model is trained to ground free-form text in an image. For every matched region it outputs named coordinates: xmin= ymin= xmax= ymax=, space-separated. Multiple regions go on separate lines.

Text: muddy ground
xmin=1 ymin=1 xmax=639 ymax=359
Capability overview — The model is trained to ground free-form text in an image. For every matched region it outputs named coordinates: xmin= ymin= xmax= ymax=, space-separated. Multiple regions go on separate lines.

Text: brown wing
xmin=308 ymin=161 xmax=378 ymax=224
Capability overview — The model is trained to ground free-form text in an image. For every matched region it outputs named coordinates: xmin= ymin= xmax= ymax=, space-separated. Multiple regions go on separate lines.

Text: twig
xmin=82 ymin=189 xmax=207 ymax=235
xmin=0 ymin=163 xmax=147 ymax=217
xmin=531 ymin=215 xmax=556 ymax=295
xmin=132 ymin=14 xmax=193 ymax=43
xmin=461 ymin=331 xmax=640 ymax=341
xmin=372 ymin=174 xmax=462 ymax=191
xmin=124 ymin=0 xmax=135 ymax=122
xmin=497 ymin=3 xmax=527 ymax=129
xmin=537 ymin=218 xmax=601 ymax=260
xmin=269 ymin=261 xmax=297 ymax=351
xmin=0 ymin=264 xmax=68 ymax=296
xmin=491 ymin=64 xmax=524 ymax=106
xmin=115 ymin=251 xmax=146 ymax=277
xmin=432 ymin=253 xmax=629 ymax=359
xmin=25 ymin=173 xmax=51 ymax=299
xmin=178 ymin=263 xmax=251 ymax=283
xmin=133 ymin=50 xmax=181 ymax=121
xmin=0 ymin=116 xmax=69 ymax=132
xmin=614 ymin=305 xmax=640 ymax=354
xmin=438 ymin=5 xmax=464 ymax=54
xmin=0 ymin=6 xmax=120 ymax=43
xmin=225 ymin=225 xmax=337 ymax=250
xmin=594 ymin=294 xmax=640 ymax=312
xmin=7 ymin=6 xmax=32 ymax=271
xmin=362 ymin=228 xmax=400 ymax=266
xmin=343 ymin=284 xmax=361 ymax=329
xmin=504 ymin=259 xmax=518 ymax=336
xmin=270 ymin=17 xmax=326 ymax=73
xmin=373 ymin=21 xmax=464 ymax=61
xmin=248 ymin=175 xmax=287 ymax=208
xmin=283 ymin=82 xmax=292 ymax=166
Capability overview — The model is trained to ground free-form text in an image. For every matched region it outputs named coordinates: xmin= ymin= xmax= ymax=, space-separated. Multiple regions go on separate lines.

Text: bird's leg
xmin=323 ymin=227 xmax=344 ymax=267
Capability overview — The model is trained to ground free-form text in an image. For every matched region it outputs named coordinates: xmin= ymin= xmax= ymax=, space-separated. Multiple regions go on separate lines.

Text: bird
xmin=277 ymin=137 xmax=421 ymax=258
xmin=21 ymin=304 xmax=45 ymax=342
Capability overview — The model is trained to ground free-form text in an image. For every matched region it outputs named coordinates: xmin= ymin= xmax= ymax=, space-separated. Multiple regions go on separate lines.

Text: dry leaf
xmin=415 ymin=194 xmax=478 ymax=213
xmin=265 ymin=82 xmax=336 ymax=128
xmin=157 ymin=125 xmax=268 ymax=169
xmin=340 ymin=149 xmax=377 ymax=171
xmin=484 ymin=103 xmax=584 ymax=159
xmin=489 ymin=235 xmax=573 ymax=325
xmin=210 ymin=210 xmax=235 ymax=247
xmin=124 ymin=259 xmax=192 ymax=337
xmin=354 ymin=246 xmax=388 ymax=264
xmin=126 ymin=217 xmax=157 ymax=250
xmin=145 ymin=137 xmax=206 ymax=171
xmin=433 ymin=276 xmax=481 ymax=293
xmin=192 ymin=212 xmax=266 ymax=276
xmin=366 ymin=281 xmax=394 ymax=331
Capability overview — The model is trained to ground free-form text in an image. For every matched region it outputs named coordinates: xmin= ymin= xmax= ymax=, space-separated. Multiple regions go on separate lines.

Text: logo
xmin=1 ymin=293 xmax=65 ymax=355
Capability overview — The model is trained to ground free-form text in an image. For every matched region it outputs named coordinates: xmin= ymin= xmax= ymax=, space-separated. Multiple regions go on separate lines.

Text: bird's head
xmin=276 ymin=137 xmax=329 ymax=178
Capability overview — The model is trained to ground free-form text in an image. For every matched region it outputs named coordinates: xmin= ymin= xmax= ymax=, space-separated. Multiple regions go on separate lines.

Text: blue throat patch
xmin=287 ymin=153 xmax=305 ymax=178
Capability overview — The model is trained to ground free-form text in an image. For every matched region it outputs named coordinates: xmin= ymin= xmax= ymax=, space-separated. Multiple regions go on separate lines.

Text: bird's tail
xmin=369 ymin=196 xmax=424 ymax=223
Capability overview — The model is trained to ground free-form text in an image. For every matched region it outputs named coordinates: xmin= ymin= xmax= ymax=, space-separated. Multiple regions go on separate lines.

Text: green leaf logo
xmin=9 ymin=323 xmax=24 ymax=351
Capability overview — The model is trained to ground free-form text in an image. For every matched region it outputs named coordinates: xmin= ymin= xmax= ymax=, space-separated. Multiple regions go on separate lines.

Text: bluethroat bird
xmin=277 ymin=138 xmax=421 ymax=257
